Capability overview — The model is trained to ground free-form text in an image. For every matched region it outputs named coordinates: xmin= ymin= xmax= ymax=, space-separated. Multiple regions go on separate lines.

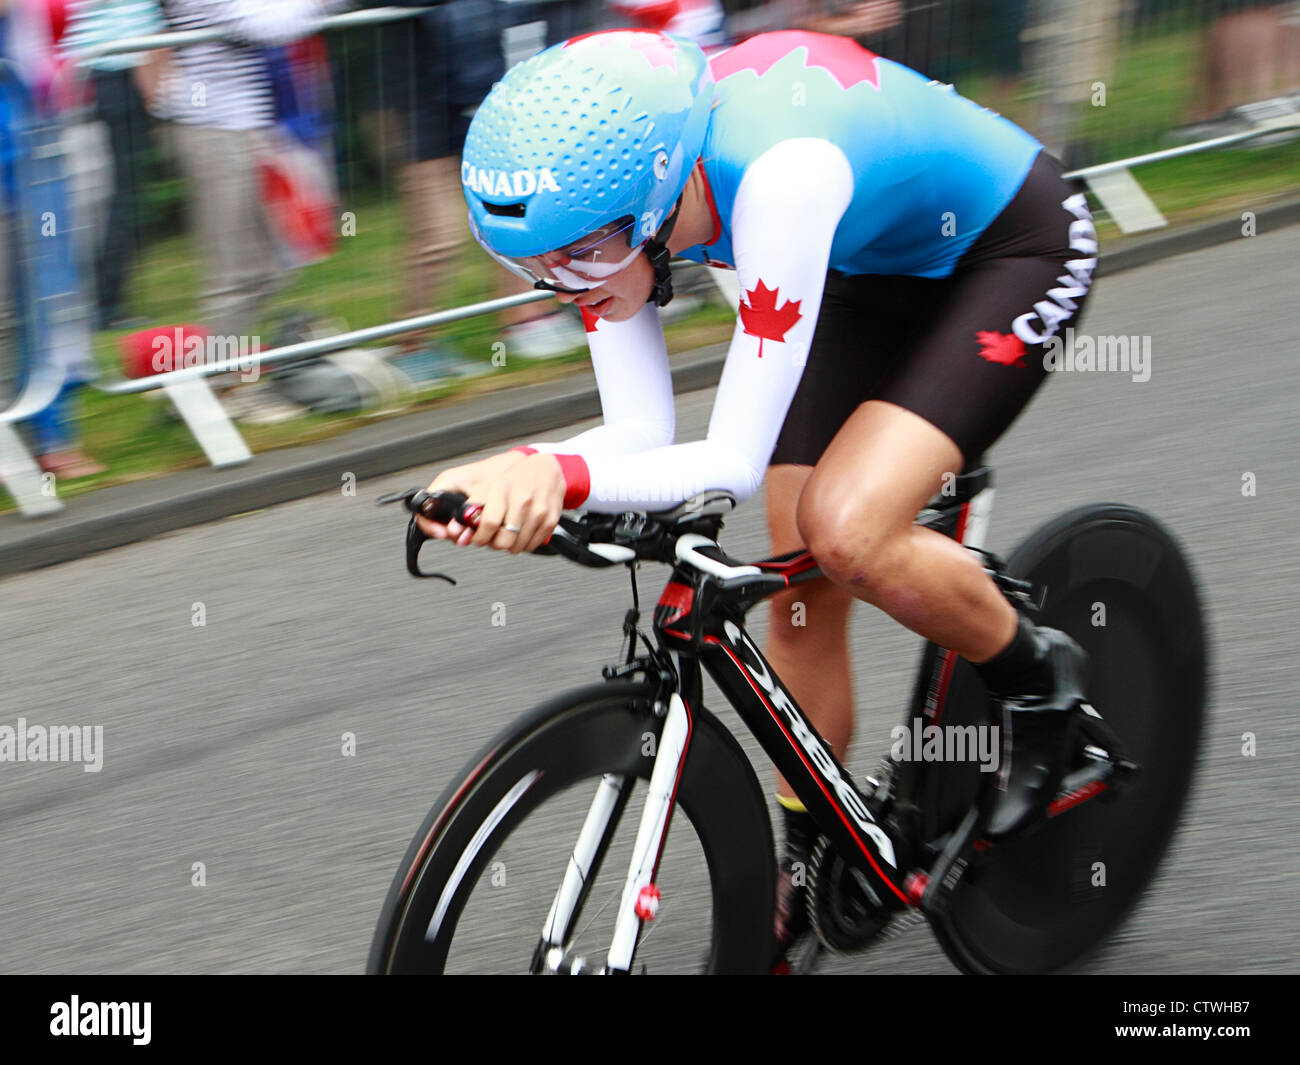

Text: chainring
xmin=805 ymin=836 xmax=893 ymax=953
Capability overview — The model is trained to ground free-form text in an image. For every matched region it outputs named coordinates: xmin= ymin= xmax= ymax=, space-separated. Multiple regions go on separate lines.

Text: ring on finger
xmin=504 ymin=524 xmax=521 ymax=534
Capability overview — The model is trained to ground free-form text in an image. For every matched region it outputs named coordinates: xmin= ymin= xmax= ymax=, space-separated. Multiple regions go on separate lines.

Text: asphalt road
xmin=2 ymin=227 xmax=1296 ymax=975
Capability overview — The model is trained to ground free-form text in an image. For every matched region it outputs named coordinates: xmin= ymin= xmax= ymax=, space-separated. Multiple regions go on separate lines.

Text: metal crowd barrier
xmin=2 ymin=2 xmax=1296 ymax=517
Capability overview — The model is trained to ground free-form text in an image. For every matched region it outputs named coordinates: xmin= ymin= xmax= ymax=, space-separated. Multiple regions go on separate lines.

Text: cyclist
xmin=419 ymin=28 xmax=1098 ymax=965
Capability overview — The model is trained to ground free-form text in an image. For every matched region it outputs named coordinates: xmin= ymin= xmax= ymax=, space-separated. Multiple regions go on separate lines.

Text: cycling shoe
xmin=983 ymin=626 xmax=1089 ymax=839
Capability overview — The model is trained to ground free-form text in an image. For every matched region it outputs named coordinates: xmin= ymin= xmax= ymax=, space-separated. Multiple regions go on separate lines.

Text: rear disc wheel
xmin=927 ymin=504 xmax=1207 ymax=973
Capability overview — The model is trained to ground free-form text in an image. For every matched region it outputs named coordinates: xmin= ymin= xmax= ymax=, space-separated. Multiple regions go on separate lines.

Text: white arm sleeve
xmin=525 ymin=302 xmax=676 ymax=457
xmin=569 ymin=139 xmax=855 ymax=512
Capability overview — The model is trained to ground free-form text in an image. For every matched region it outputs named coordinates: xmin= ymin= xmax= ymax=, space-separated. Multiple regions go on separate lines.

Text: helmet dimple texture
xmin=464 ymin=31 xmax=715 ymax=256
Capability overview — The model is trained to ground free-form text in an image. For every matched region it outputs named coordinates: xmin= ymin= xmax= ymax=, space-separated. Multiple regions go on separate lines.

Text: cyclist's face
xmin=551 ymin=247 xmax=654 ymax=323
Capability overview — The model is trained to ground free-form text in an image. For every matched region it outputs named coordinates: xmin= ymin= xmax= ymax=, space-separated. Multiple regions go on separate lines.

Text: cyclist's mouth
xmin=587 ymin=295 xmax=615 ymax=316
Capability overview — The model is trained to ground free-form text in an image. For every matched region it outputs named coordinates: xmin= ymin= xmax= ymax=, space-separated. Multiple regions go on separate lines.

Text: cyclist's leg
xmin=764 ymin=271 xmax=925 ymax=805
xmin=797 ymin=154 xmax=1098 ymax=836
xmin=764 ymin=465 xmax=857 ymax=789
xmin=762 ymin=270 xmax=923 ymax=775
xmin=796 ymin=399 xmax=1017 ymax=659
xmin=764 ymin=467 xmax=858 ymax=958
xmin=762 ymin=274 xmax=926 ymax=959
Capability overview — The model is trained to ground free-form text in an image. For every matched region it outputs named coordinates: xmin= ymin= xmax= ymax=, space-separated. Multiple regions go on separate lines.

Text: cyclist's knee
xmin=796 ymin=487 xmax=909 ymax=595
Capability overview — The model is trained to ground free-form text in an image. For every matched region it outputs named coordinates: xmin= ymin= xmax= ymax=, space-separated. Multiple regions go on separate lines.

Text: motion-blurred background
xmin=0 ymin=0 xmax=1296 ymax=503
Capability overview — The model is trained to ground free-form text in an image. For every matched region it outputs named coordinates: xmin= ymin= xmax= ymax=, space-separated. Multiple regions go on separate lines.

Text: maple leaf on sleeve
xmin=739 ymin=279 xmax=803 ymax=358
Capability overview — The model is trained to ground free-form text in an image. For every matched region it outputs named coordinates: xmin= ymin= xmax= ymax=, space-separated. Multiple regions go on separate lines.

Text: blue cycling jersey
xmin=678 ymin=31 xmax=1042 ymax=278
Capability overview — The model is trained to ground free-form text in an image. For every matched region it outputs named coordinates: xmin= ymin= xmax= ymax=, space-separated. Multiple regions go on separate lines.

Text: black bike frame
xmin=648 ymin=466 xmax=997 ymax=913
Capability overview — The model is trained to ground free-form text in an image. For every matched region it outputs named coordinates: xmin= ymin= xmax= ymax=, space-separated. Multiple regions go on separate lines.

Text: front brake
xmin=378 ymin=487 xmax=458 ymax=584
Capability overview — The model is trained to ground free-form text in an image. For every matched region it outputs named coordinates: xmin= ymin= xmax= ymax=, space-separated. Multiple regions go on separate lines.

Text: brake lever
xmin=376 ymin=487 xmax=422 ymax=507
xmin=378 ymin=487 xmax=458 ymax=585
xmin=378 ymin=488 xmax=609 ymax=575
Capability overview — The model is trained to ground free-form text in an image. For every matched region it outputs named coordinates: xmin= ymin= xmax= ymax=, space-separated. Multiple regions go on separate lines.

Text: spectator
xmin=609 ymin=0 xmax=728 ymax=49
xmin=726 ymin=0 xmax=902 ymax=42
xmin=152 ymin=0 xmax=347 ymax=346
xmin=722 ymin=0 xmax=1025 ymax=87
xmin=59 ymin=0 xmax=164 ymax=331
xmin=375 ymin=0 xmax=588 ymax=362
xmin=1192 ymin=2 xmax=1300 ymax=128
xmin=0 ymin=0 xmax=103 ymax=478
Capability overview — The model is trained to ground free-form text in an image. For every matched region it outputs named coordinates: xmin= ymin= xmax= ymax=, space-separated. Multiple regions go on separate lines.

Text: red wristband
xmin=511 ymin=446 xmax=538 ymax=456
xmin=553 ymin=454 xmax=591 ymax=509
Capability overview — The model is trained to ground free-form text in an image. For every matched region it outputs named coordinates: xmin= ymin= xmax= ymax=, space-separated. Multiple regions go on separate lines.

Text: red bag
xmin=119 ymin=325 xmax=211 ymax=379
xmin=259 ymin=131 xmax=336 ymax=269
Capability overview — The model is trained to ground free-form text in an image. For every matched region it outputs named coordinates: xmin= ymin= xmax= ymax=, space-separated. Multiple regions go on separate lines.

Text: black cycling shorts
xmin=770 ymin=150 xmax=1096 ymax=467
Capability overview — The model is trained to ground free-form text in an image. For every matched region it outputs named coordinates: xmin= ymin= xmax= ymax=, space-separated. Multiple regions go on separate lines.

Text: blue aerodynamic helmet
xmin=461 ymin=30 xmax=715 ymax=305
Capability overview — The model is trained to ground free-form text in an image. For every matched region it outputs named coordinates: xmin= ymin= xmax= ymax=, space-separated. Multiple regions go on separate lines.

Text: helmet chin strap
xmin=644 ymin=198 xmax=683 ymax=308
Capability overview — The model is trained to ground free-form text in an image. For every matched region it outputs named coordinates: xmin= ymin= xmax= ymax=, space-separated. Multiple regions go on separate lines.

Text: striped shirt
xmin=159 ymin=0 xmax=344 ymax=131
xmin=60 ymin=1 xmax=166 ymax=73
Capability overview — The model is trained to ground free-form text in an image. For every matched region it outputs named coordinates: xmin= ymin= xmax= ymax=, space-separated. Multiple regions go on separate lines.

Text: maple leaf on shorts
xmin=739 ymin=279 xmax=803 ymax=358
xmin=975 ymin=330 xmax=1027 ymax=367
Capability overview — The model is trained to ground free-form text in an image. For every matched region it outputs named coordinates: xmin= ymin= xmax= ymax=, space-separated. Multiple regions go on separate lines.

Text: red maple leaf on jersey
xmin=739 ymin=280 xmax=802 ymax=358
xmin=580 ymin=306 xmax=601 ymax=333
xmin=976 ymin=330 xmax=1027 ymax=367
xmin=709 ymin=31 xmax=881 ymax=91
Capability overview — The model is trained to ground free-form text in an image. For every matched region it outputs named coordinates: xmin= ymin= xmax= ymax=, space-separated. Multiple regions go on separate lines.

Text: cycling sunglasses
xmin=469 ymin=214 xmax=643 ymax=294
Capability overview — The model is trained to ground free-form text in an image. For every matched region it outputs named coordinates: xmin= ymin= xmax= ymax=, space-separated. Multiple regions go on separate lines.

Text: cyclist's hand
xmin=417 ymin=451 xmax=527 ymax=544
xmin=417 ymin=451 xmax=565 ymax=554
xmin=468 ymin=453 xmax=566 ymax=554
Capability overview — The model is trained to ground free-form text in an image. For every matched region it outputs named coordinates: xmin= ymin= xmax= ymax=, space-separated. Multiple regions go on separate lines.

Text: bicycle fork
xmin=536 ymin=692 xmax=693 ymax=974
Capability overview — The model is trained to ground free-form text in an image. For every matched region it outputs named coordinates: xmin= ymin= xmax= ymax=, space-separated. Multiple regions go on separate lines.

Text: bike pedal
xmin=1097 ymin=755 xmax=1140 ymax=803
xmin=1075 ymin=702 xmax=1135 ymax=762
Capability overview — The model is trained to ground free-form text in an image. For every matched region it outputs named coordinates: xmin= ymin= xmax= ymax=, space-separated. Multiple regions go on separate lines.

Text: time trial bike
xmin=368 ymin=464 xmax=1206 ymax=974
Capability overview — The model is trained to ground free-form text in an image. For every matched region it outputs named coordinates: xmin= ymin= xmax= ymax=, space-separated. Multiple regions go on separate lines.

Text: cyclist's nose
xmin=554 ymin=290 xmax=579 ymax=305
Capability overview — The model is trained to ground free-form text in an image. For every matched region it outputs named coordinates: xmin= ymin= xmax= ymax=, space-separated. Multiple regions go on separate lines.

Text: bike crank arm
xmin=605 ymin=692 xmax=692 ymax=973
xmin=910 ymin=805 xmax=981 ymax=920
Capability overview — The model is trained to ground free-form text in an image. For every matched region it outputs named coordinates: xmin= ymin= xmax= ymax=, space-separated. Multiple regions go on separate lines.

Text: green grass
xmin=959 ymin=23 xmax=1253 ymax=162
xmin=956 ymin=22 xmax=1300 ymax=239
xmin=1103 ymin=142 xmax=1300 ymax=220
xmin=1073 ymin=26 xmax=1206 ymax=161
